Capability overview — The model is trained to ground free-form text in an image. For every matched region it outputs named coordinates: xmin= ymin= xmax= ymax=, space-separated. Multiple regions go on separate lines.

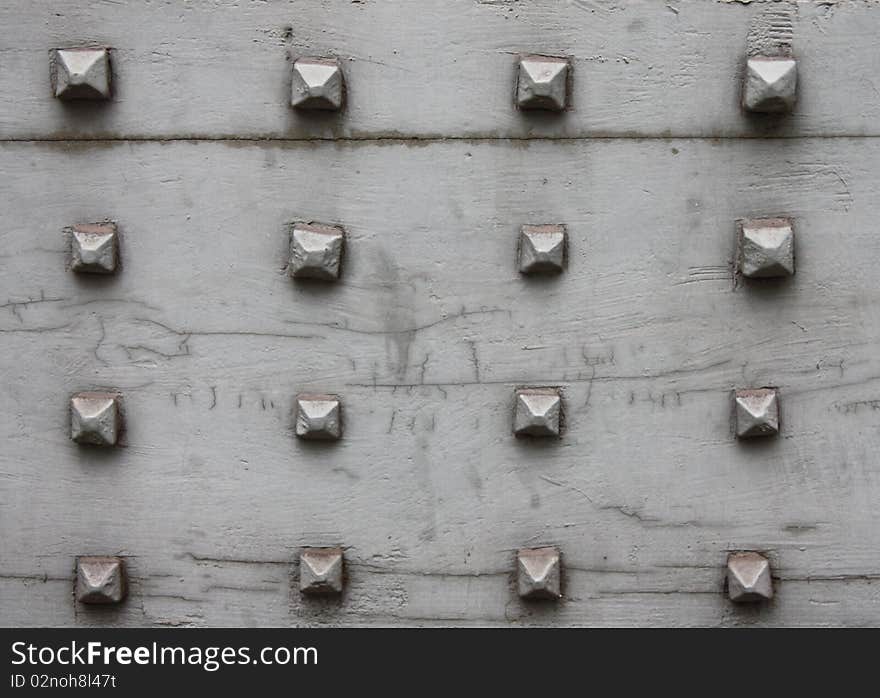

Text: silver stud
xmin=514 ymin=388 xmax=562 ymax=438
xmin=517 ymin=547 xmax=562 ymax=600
xmin=738 ymin=218 xmax=795 ymax=278
xmin=516 ymin=55 xmax=570 ymax=111
xmin=295 ymin=394 xmax=342 ymax=441
xmin=518 ymin=224 xmax=566 ymax=275
xmin=726 ymin=552 xmax=773 ymax=603
xmin=70 ymin=392 xmax=122 ymax=447
xmin=67 ymin=222 xmax=118 ymax=274
xmin=51 ymin=48 xmax=111 ymax=100
xmin=734 ymin=388 xmax=779 ymax=439
xmin=291 ymin=57 xmax=345 ymax=111
xmin=743 ymin=56 xmax=797 ymax=113
xmin=76 ymin=556 xmax=127 ymax=604
xmin=299 ymin=547 xmax=344 ymax=595
xmin=289 ymin=222 xmax=345 ymax=281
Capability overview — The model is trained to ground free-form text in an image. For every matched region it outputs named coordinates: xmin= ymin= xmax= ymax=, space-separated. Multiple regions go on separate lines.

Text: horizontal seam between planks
xmin=2 ymin=134 xmax=880 ymax=144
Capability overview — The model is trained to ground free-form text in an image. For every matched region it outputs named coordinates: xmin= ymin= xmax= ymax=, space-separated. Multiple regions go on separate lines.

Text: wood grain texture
xmin=1 ymin=0 xmax=879 ymax=140
xmin=1 ymin=139 xmax=879 ymax=626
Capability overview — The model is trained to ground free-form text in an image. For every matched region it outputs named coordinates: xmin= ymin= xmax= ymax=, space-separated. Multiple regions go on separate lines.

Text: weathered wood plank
xmin=1 ymin=0 xmax=879 ymax=139
xmin=1 ymin=138 xmax=879 ymax=625
xmin=3 ymin=569 xmax=880 ymax=627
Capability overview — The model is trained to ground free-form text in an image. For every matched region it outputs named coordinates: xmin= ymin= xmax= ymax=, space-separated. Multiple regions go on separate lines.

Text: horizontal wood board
xmin=1 ymin=137 xmax=879 ymax=625
xmin=1 ymin=0 xmax=879 ymax=139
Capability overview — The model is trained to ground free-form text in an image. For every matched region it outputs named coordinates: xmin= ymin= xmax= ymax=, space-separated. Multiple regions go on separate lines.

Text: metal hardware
xmin=299 ymin=547 xmax=344 ymax=595
xmin=50 ymin=48 xmax=111 ymax=100
xmin=726 ymin=552 xmax=773 ymax=603
xmin=516 ymin=55 xmax=570 ymax=111
xmin=70 ymin=392 xmax=122 ymax=447
xmin=289 ymin=222 xmax=345 ymax=281
xmin=743 ymin=56 xmax=797 ymax=113
xmin=518 ymin=224 xmax=566 ymax=275
xmin=513 ymin=388 xmax=562 ymax=438
xmin=67 ymin=222 xmax=118 ymax=274
xmin=76 ymin=556 xmax=127 ymax=604
xmin=734 ymin=388 xmax=779 ymax=439
xmin=517 ymin=547 xmax=562 ymax=600
xmin=738 ymin=218 xmax=795 ymax=278
xmin=295 ymin=394 xmax=342 ymax=441
xmin=291 ymin=57 xmax=345 ymax=111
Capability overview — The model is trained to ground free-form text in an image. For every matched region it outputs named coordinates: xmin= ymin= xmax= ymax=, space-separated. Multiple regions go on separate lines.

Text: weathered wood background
xmin=2 ymin=0 xmax=879 ymax=627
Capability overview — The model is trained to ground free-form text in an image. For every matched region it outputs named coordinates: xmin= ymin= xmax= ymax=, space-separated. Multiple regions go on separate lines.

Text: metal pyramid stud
xmin=727 ymin=552 xmax=773 ymax=603
xmin=516 ymin=55 xmax=569 ymax=111
xmin=517 ymin=547 xmax=562 ymax=600
xmin=291 ymin=57 xmax=345 ymax=111
xmin=514 ymin=388 xmax=562 ymax=437
xmin=289 ymin=222 xmax=345 ymax=280
xmin=76 ymin=556 xmax=127 ymax=604
xmin=734 ymin=388 xmax=779 ymax=439
xmin=519 ymin=224 xmax=566 ymax=274
xmin=743 ymin=56 xmax=797 ymax=113
xmin=51 ymin=48 xmax=111 ymax=100
xmin=70 ymin=392 xmax=122 ymax=446
xmin=295 ymin=394 xmax=342 ymax=440
xmin=300 ymin=548 xmax=344 ymax=594
xmin=738 ymin=218 xmax=794 ymax=278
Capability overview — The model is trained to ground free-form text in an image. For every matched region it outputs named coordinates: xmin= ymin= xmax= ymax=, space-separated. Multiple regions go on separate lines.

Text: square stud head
xmin=289 ymin=222 xmax=345 ymax=281
xmin=743 ymin=56 xmax=797 ymax=113
xmin=518 ymin=224 xmax=566 ymax=275
xmin=738 ymin=218 xmax=795 ymax=278
xmin=514 ymin=388 xmax=562 ymax=438
xmin=76 ymin=556 xmax=127 ymax=604
xmin=291 ymin=57 xmax=345 ymax=111
xmin=295 ymin=394 xmax=342 ymax=440
xmin=300 ymin=547 xmax=344 ymax=595
xmin=517 ymin=547 xmax=562 ymax=600
xmin=516 ymin=55 xmax=570 ymax=111
xmin=726 ymin=552 xmax=773 ymax=603
xmin=68 ymin=222 xmax=118 ymax=274
xmin=70 ymin=392 xmax=122 ymax=446
xmin=734 ymin=388 xmax=779 ymax=439
xmin=51 ymin=48 xmax=111 ymax=100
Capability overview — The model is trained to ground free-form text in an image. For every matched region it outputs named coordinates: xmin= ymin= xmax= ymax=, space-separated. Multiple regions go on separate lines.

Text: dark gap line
xmin=2 ymin=134 xmax=880 ymax=145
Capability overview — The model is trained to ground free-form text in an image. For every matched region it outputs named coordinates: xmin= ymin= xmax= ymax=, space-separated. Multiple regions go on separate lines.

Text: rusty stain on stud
xmin=517 ymin=547 xmax=562 ymax=600
xmin=67 ymin=222 xmax=118 ymax=274
xmin=734 ymin=388 xmax=779 ymax=439
xmin=516 ymin=55 xmax=570 ymax=111
xmin=743 ymin=56 xmax=797 ymax=113
xmin=519 ymin=224 xmax=566 ymax=275
xmin=289 ymin=222 xmax=345 ymax=281
xmin=51 ymin=48 xmax=111 ymax=100
xmin=291 ymin=57 xmax=345 ymax=111
xmin=726 ymin=551 xmax=773 ymax=603
xmin=76 ymin=556 xmax=127 ymax=604
xmin=738 ymin=218 xmax=794 ymax=278
xmin=295 ymin=394 xmax=342 ymax=440
xmin=70 ymin=392 xmax=122 ymax=446
xmin=300 ymin=547 xmax=344 ymax=595
xmin=514 ymin=387 xmax=562 ymax=438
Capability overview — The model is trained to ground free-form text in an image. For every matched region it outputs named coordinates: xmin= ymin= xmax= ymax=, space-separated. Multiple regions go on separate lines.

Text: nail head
xmin=51 ymin=48 xmax=111 ymax=100
xmin=517 ymin=546 xmax=562 ymax=600
xmin=291 ymin=57 xmax=345 ymax=111
xmin=70 ymin=392 xmax=122 ymax=446
xmin=76 ymin=556 xmax=127 ymax=604
xmin=516 ymin=55 xmax=570 ymax=111
xmin=300 ymin=547 xmax=344 ymax=595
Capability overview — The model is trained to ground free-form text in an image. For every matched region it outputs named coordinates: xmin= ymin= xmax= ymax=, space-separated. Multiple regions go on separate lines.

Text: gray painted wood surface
xmin=2 ymin=0 xmax=880 ymax=139
xmin=2 ymin=0 xmax=879 ymax=627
